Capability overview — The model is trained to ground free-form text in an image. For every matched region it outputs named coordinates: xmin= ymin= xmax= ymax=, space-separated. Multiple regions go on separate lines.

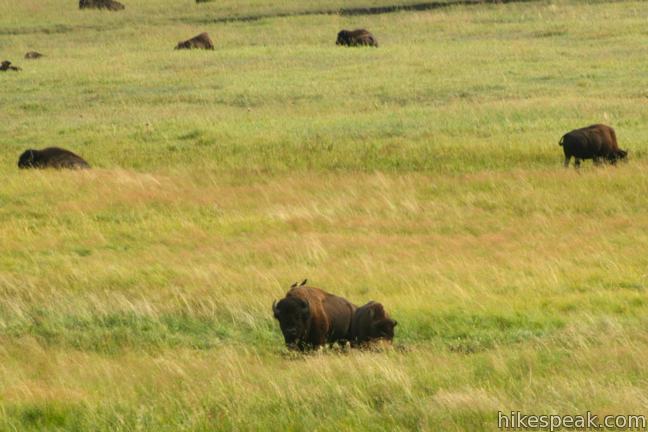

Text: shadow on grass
xmin=188 ymin=0 xmax=542 ymax=24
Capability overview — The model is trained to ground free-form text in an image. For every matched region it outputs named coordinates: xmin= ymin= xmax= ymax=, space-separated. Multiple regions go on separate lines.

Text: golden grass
xmin=2 ymin=0 xmax=648 ymax=429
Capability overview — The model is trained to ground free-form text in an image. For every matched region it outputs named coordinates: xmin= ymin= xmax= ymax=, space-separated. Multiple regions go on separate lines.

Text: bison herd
xmin=4 ymin=1 xmax=635 ymax=353
xmin=14 ymin=123 xmax=629 ymax=172
xmin=273 ymin=280 xmax=397 ymax=351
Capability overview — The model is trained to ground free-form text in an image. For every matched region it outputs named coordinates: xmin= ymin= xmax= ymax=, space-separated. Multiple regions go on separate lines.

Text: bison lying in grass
xmin=0 ymin=60 xmax=21 ymax=71
xmin=273 ymin=280 xmax=398 ymax=351
xmin=336 ymin=29 xmax=378 ymax=47
xmin=350 ymin=301 xmax=397 ymax=347
xmin=79 ymin=0 xmax=125 ymax=11
xmin=560 ymin=124 xmax=628 ymax=168
xmin=18 ymin=147 xmax=90 ymax=170
xmin=175 ymin=33 xmax=214 ymax=50
xmin=24 ymin=51 xmax=44 ymax=59
xmin=273 ymin=282 xmax=356 ymax=351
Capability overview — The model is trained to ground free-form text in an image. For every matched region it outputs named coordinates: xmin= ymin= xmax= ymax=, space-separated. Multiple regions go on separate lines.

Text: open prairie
xmin=1 ymin=0 xmax=648 ymax=430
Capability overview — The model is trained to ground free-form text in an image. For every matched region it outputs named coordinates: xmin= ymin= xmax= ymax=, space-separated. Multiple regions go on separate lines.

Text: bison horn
xmin=300 ymin=279 xmax=307 ymax=286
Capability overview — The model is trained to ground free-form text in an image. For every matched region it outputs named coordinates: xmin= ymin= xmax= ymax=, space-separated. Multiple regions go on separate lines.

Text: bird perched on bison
xmin=350 ymin=301 xmax=397 ymax=347
xmin=18 ymin=147 xmax=91 ymax=170
xmin=560 ymin=124 xmax=627 ymax=168
xmin=272 ymin=282 xmax=356 ymax=351
xmin=0 ymin=60 xmax=21 ymax=71
xmin=336 ymin=29 xmax=378 ymax=47
xmin=79 ymin=0 xmax=125 ymax=10
xmin=175 ymin=33 xmax=214 ymax=50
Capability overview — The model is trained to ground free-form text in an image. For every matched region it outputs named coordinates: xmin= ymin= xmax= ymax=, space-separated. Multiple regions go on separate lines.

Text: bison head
xmin=617 ymin=149 xmax=628 ymax=162
xmin=606 ymin=149 xmax=629 ymax=164
xmin=372 ymin=318 xmax=397 ymax=341
xmin=175 ymin=41 xmax=190 ymax=50
xmin=18 ymin=149 xmax=36 ymax=168
xmin=336 ymin=30 xmax=350 ymax=46
xmin=272 ymin=296 xmax=310 ymax=347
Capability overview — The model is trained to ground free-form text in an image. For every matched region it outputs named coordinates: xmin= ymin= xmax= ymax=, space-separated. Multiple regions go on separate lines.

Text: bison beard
xmin=273 ymin=286 xmax=356 ymax=351
xmin=18 ymin=147 xmax=91 ymax=170
xmin=559 ymin=124 xmax=628 ymax=168
xmin=350 ymin=301 xmax=397 ymax=347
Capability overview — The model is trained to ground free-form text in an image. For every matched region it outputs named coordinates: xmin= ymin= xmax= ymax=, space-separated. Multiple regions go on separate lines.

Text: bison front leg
xmin=574 ymin=158 xmax=581 ymax=169
xmin=593 ymin=157 xmax=602 ymax=166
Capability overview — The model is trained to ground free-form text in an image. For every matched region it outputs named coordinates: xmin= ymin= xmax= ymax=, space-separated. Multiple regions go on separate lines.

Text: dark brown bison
xmin=336 ymin=29 xmax=378 ymax=47
xmin=79 ymin=0 xmax=125 ymax=10
xmin=25 ymin=52 xmax=44 ymax=59
xmin=18 ymin=147 xmax=91 ymax=170
xmin=350 ymin=301 xmax=397 ymax=347
xmin=560 ymin=124 xmax=628 ymax=168
xmin=175 ymin=33 xmax=214 ymax=50
xmin=272 ymin=283 xmax=356 ymax=351
xmin=0 ymin=60 xmax=21 ymax=71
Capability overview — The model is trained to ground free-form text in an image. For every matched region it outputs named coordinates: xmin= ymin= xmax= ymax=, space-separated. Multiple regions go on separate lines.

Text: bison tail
xmin=559 ymin=136 xmax=565 ymax=146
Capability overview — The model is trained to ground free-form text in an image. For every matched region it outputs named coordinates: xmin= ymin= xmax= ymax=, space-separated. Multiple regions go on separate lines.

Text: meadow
xmin=1 ymin=0 xmax=648 ymax=430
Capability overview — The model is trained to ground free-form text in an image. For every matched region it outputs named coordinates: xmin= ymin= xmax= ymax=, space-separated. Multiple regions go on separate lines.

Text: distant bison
xmin=25 ymin=51 xmax=44 ymax=59
xmin=79 ymin=0 xmax=125 ymax=10
xmin=336 ymin=29 xmax=378 ymax=47
xmin=0 ymin=60 xmax=21 ymax=71
xmin=175 ymin=33 xmax=214 ymax=50
xmin=350 ymin=301 xmax=397 ymax=347
xmin=18 ymin=147 xmax=91 ymax=170
xmin=559 ymin=124 xmax=628 ymax=168
xmin=272 ymin=283 xmax=356 ymax=351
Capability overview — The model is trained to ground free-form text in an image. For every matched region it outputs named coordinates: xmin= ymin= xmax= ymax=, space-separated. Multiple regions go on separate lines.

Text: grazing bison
xmin=0 ymin=60 xmax=21 ymax=71
xmin=79 ymin=0 xmax=125 ymax=10
xmin=18 ymin=147 xmax=91 ymax=170
xmin=560 ymin=124 xmax=628 ymax=168
xmin=175 ymin=33 xmax=214 ymax=50
xmin=336 ymin=29 xmax=378 ymax=47
xmin=272 ymin=284 xmax=356 ymax=351
xmin=350 ymin=301 xmax=397 ymax=347
xmin=25 ymin=52 xmax=44 ymax=59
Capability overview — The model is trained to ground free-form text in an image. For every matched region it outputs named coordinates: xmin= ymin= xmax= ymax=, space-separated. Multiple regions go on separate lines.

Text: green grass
xmin=2 ymin=0 xmax=648 ymax=430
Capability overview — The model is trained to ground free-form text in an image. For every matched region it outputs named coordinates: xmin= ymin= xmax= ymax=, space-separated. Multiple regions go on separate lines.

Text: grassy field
xmin=2 ymin=0 xmax=648 ymax=430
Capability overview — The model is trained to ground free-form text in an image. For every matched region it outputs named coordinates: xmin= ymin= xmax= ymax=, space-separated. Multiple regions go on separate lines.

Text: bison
xmin=18 ymin=147 xmax=91 ymax=170
xmin=0 ymin=60 xmax=21 ymax=71
xmin=350 ymin=301 xmax=397 ymax=347
xmin=272 ymin=283 xmax=356 ymax=351
xmin=559 ymin=124 xmax=628 ymax=168
xmin=79 ymin=0 xmax=125 ymax=10
xmin=336 ymin=29 xmax=378 ymax=47
xmin=25 ymin=52 xmax=44 ymax=59
xmin=175 ymin=33 xmax=214 ymax=50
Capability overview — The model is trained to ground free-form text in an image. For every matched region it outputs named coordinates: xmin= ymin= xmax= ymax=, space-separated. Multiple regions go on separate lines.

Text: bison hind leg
xmin=563 ymin=155 xmax=571 ymax=168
